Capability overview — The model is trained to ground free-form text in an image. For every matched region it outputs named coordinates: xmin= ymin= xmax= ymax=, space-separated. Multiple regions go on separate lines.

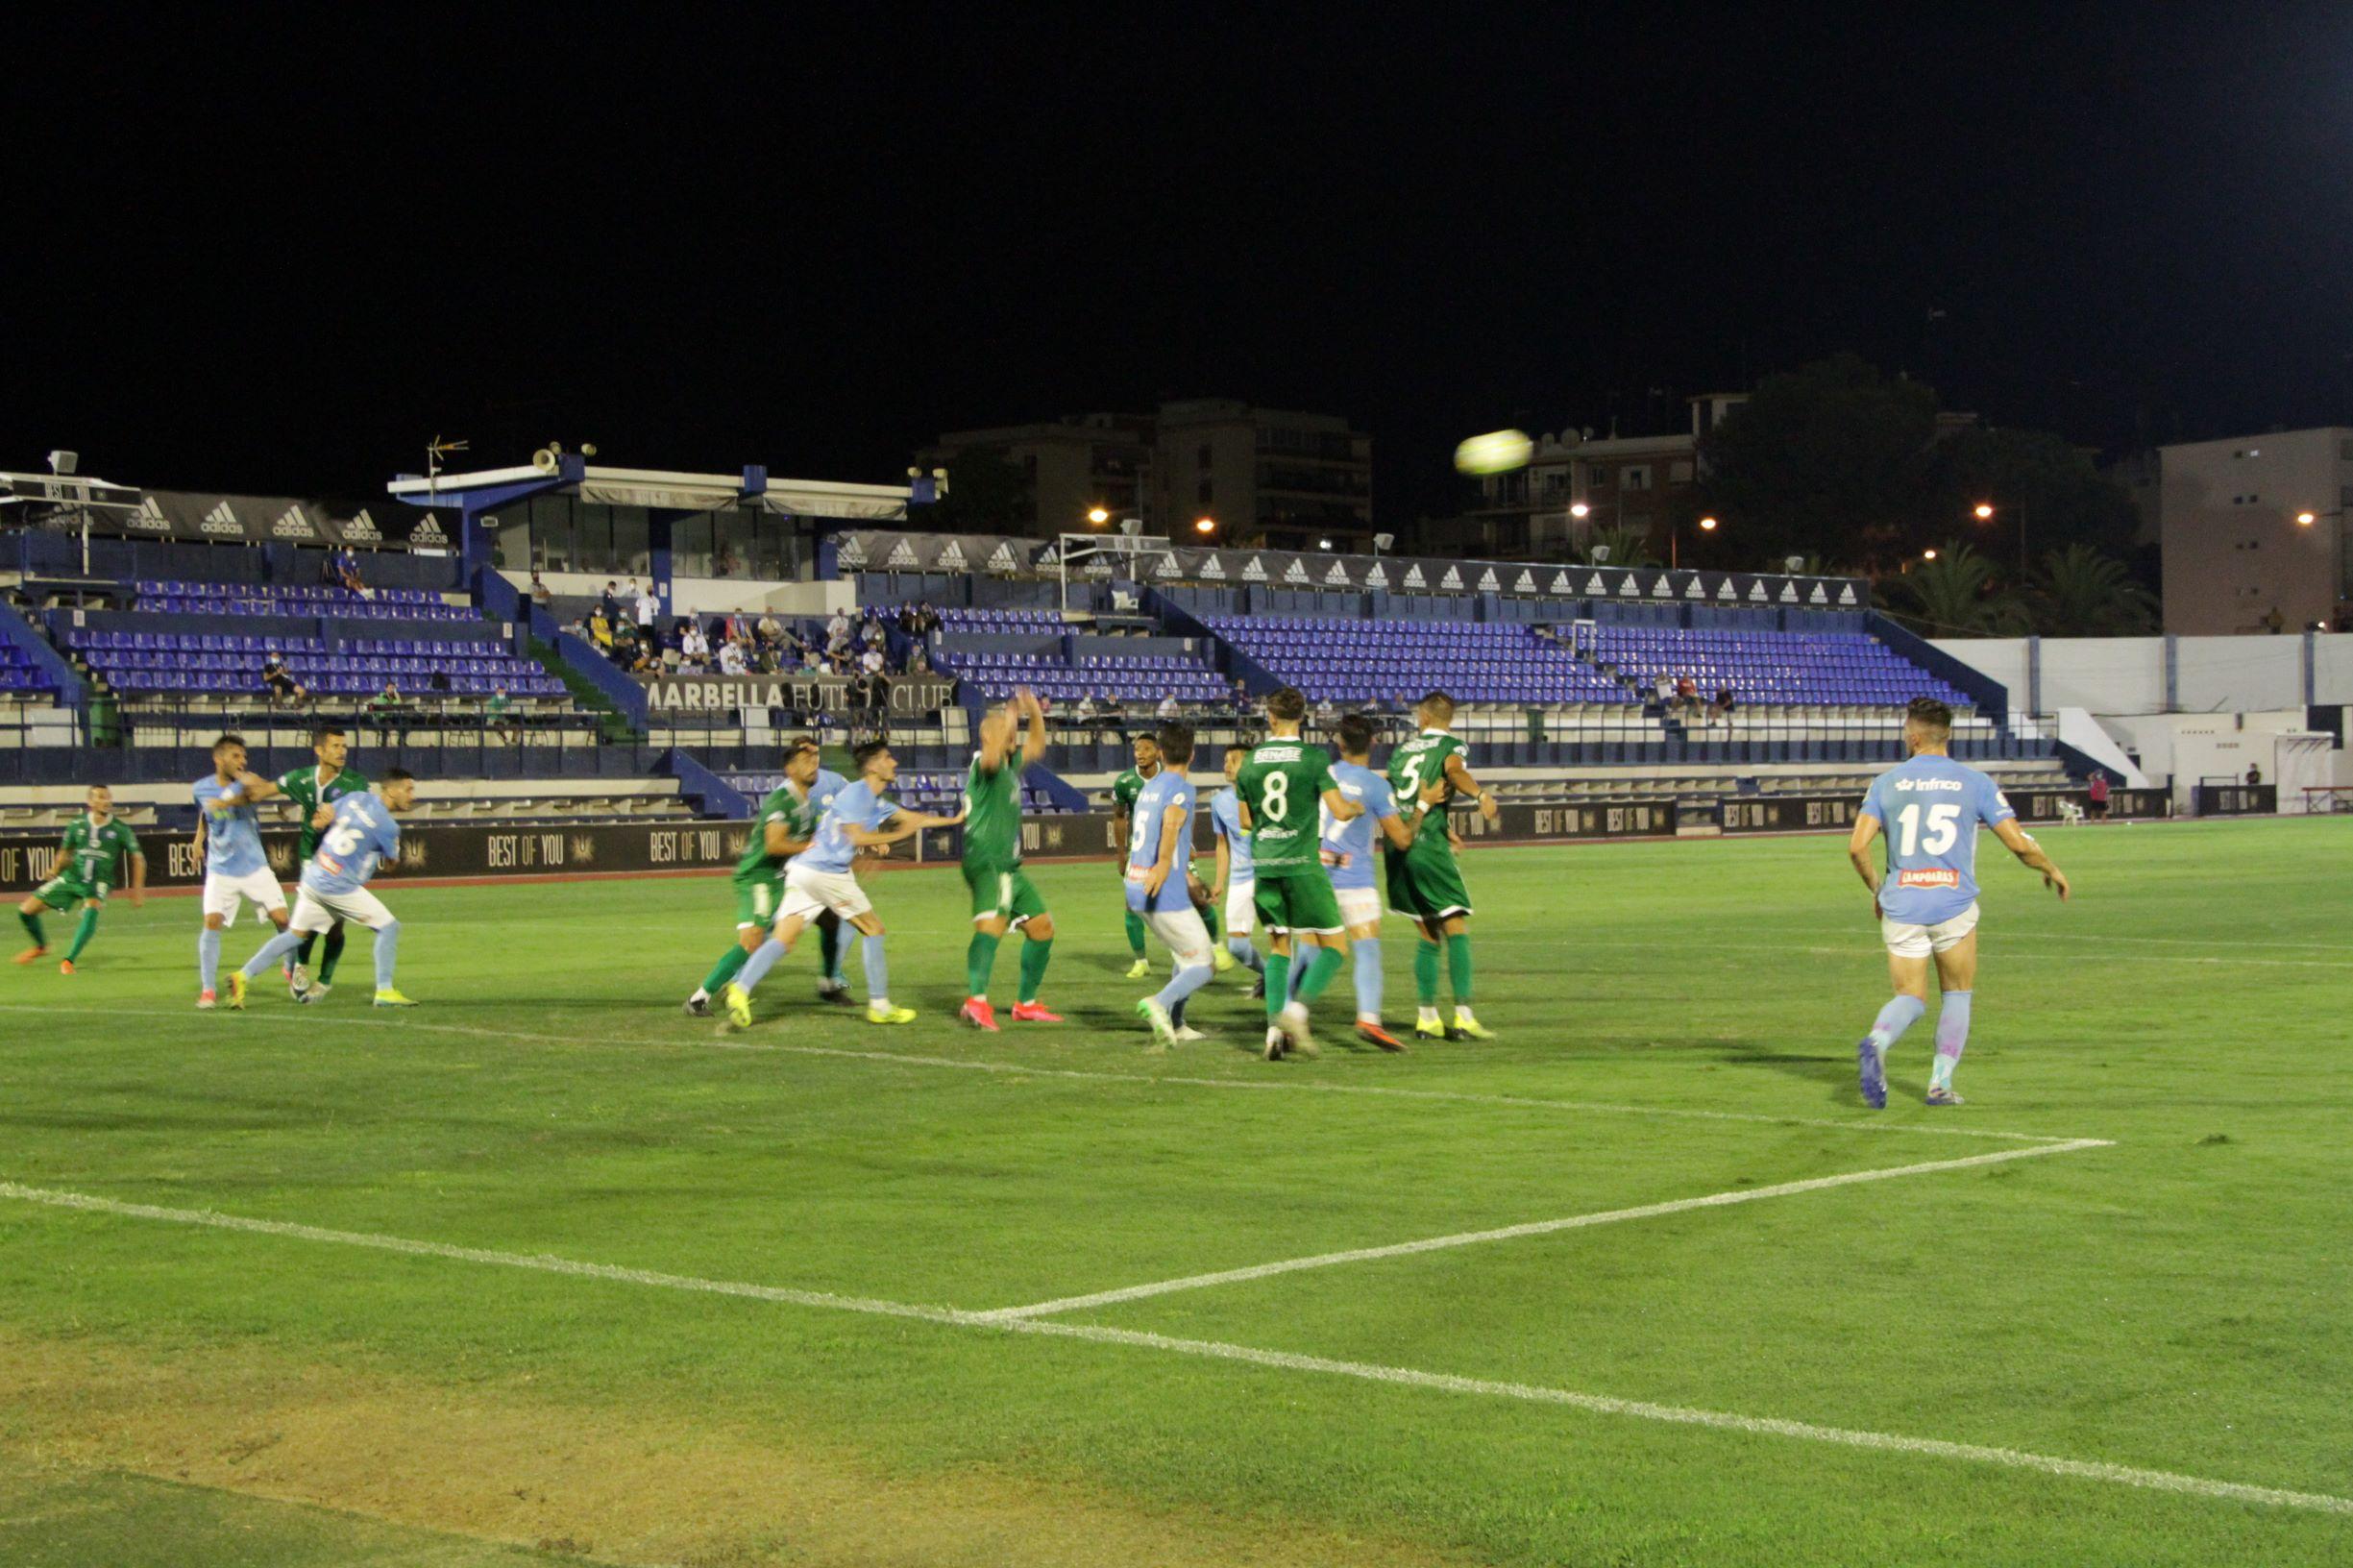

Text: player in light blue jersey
xmin=1128 ymin=723 xmax=1217 ymax=1049
xmin=1848 ymin=698 xmax=2071 ymax=1108
xmin=230 ymin=771 xmax=419 ymax=1010
xmin=722 ymin=741 xmax=961 ymax=1030
xmin=191 ymin=733 xmax=294 ymax=1009
xmin=1209 ymin=747 xmax=1263 ymax=986
xmin=1298 ymin=714 xmax=1418 ymax=1051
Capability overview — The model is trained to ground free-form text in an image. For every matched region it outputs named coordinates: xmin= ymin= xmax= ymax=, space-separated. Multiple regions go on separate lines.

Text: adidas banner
xmin=59 ymin=489 xmax=451 ymax=551
xmin=835 ymin=529 xmax=1867 ymax=608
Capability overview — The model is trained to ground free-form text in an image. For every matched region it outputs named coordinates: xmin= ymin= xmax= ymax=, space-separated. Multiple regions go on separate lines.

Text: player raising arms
xmin=274 ymin=724 xmax=368 ymax=1000
xmin=16 ymin=785 xmax=145 ymax=973
xmin=1310 ymin=714 xmax=1422 ymax=1050
xmin=1209 ymin=746 xmax=1264 ymax=989
xmin=1237 ymin=687 xmax=1360 ymax=1060
xmin=1385 ymin=691 xmax=1502 ymax=1041
xmin=685 ymin=738 xmax=854 ymax=1017
xmin=1848 ymin=698 xmax=2071 ymax=1108
xmin=722 ymin=740 xmax=961 ymax=1031
xmin=1108 ymin=733 xmax=1162 ymax=979
xmin=191 ymin=734 xmax=294 ymax=1009
xmin=1129 ymin=723 xmax=1217 ymax=1049
xmin=230 ymin=770 xmax=419 ymax=1010
xmin=960 ymin=687 xmax=1063 ymax=1031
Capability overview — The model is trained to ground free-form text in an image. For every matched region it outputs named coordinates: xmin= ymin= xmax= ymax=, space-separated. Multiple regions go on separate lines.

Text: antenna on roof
xmin=426 ymin=435 xmax=470 ymax=499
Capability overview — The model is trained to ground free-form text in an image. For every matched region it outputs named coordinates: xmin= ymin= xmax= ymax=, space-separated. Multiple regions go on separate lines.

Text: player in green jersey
xmin=958 ymin=687 xmax=1063 ymax=1030
xmin=684 ymin=738 xmax=854 ymax=1016
xmin=274 ymin=724 xmax=370 ymax=1000
xmin=1384 ymin=690 xmax=1502 ymax=1041
xmin=1236 ymin=686 xmax=1360 ymax=1060
xmin=1107 ymin=734 xmax=1160 ymax=978
xmin=16 ymin=785 xmax=145 ymax=973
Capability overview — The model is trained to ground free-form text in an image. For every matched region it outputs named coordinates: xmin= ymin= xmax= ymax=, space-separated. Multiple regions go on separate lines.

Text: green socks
xmin=1445 ymin=934 xmax=1473 ymax=1005
xmin=1414 ymin=939 xmax=1441 ymax=1006
xmin=1262 ymin=953 xmax=1292 ymax=1018
xmin=18 ymin=910 xmax=44 ymax=947
xmin=1295 ymin=943 xmax=1346 ymax=1003
xmin=1202 ymin=899 xmax=1222 ymax=942
xmin=966 ymin=931 xmax=1002 ymax=997
xmin=1017 ymin=936 xmax=1052 ymax=1003
xmin=700 ymin=943 xmax=751 ymax=995
xmin=65 ymin=907 xmax=100 ymax=962
xmin=1123 ymin=908 xmax=1147 ymax=957
xmin=318 ymin=922 xmax=348 ymax=985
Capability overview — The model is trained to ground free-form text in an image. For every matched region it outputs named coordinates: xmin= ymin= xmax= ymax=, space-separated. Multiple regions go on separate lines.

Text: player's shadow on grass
xmin=1708 ymin=1042 xmax=1879 ymax=1102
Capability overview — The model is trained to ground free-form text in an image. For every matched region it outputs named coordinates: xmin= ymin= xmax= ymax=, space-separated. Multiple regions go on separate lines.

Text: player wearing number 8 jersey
xmin=1236 ymin=687 xmax=1360 ymax=1059
xmin=1384 ymin=691 xmax=1502 ymax=1041
xmin=1848 ymin=698 xmax=2070 ymax=1108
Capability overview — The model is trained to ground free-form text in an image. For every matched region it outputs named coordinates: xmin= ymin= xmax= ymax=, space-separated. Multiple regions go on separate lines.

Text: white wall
xmin=670 ymin=577 xmax=852 ymax=617
xmin=1934 ymin=632 xmax=2353 ymax=714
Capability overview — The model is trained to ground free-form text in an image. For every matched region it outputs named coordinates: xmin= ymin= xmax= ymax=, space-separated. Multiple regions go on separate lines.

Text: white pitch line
xmin=0 ymin=1004 xmax=2093 ymax=1147
xmin=975 ymin=1139 xmax=2113 ymax=1321
xmin=1 ymin=1177 xmax=2343 ymax=1519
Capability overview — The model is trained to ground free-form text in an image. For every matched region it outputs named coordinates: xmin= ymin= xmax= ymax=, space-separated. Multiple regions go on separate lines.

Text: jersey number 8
xmin=1260 ymin=771 xmax=1290 ymax=822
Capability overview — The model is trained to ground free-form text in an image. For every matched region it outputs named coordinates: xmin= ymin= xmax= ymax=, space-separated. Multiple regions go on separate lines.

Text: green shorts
xmin=1385 ymin=842 xmax=1472 ymax=922
xmin=733 ymin=871 xmax=782 ymax=929
xmin=966 ymin=862 xmax=1047 ymax=925
xmin=34 ymin=876 xmax=102 ymax=912
xmin=1252 ymin=869 xmax=1344 ymax=935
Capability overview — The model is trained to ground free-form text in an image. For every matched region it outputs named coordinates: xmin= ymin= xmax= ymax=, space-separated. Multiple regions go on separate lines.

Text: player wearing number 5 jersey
xmin=1237 ymin=686 xmax=1360 ymax=1060
xmin=230 ymin=771 xmax=419 ymax=1010
xmin=1848 ymin=698 xmax=2070 ymax=1108
xmin=1384 ymin=691 xmax=1501 ymax=1041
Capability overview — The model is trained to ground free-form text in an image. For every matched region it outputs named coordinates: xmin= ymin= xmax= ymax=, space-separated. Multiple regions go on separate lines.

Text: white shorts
xmin=1145 ymin=907 xmax=1214 ymax=968
xmin=1224 ymin=877 xmax=1256 ymax=936
xmin=1336 ymin=885 xmax=1383 ymax=929
xmin=202 ymin=868 xmax=286 ymax=926
xmin=1881 ymin=901 xmax=1979 ymax=959
xmin=290 ymin=885 xmax=395 ymax=934
xmin=779 ymin=862 xmax=873 ymax=924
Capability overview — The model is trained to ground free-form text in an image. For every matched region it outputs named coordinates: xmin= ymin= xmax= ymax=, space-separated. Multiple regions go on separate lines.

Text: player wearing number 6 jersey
xmin=1848 ymin=698 xmax=2070 ymax=1108
xmin=1384 ymin=691 xmax=1501 ymax=1041
xmin=1237 ymin=687 xmax=1360 ymax=1060
xmin=230 ymin=771 xmax=418 ymax=1010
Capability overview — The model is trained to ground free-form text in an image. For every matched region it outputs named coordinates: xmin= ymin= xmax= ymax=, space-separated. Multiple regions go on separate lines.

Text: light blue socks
xmin=1931 ymin=991 xmax=1972 ymax=1090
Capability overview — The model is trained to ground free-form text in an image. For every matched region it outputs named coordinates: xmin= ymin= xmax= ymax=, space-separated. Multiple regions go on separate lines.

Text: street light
xmin=2296 ymin=511 xmax=2317 ymax=527
xmin=1194 ymin=516 xmax=1215 ymax=535
xmin=1569 ymin=502 xmax=1591 ymax=519
xmin=1670 ymin=512 xmax=1720 ymax=569
xmin=1086 ymin=506 xmax=1110 ymax=526
xmin=1924 ymin=548 xmax=1939 ymax=560
xmin=1698 ymin=515 xmax=1718 ymax=531
xmin=1972 ymin=501 xmax=2025 ymax=572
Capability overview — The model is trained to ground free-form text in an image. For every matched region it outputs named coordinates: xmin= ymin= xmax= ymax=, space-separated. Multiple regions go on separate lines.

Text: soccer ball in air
xmin=1454 ymin=429 xmax=1533 ymax=476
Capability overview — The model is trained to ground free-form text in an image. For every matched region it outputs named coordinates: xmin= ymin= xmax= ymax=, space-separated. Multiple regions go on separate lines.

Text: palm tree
xmin=1879 ymin=542 xmax=2029 ymax=637
xmin=2026 ymin=544 xmax=2158 ymax=635
xmin=1575 ymin=524 xmax=1660 ymax=569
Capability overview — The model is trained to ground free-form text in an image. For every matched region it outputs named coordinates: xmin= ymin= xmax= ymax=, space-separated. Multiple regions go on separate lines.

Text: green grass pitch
xmin=2 ymin=819 xmax=2348 ymax=1566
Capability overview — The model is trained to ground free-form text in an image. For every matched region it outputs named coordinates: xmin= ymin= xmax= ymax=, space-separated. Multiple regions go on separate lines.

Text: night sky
xmin=8 ymin=6 xmax=2349 ymax=530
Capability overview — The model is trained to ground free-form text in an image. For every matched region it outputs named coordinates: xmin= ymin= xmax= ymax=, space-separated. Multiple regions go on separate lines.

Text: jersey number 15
xmin=1895 ymin=802 xmax=1961 ymax=857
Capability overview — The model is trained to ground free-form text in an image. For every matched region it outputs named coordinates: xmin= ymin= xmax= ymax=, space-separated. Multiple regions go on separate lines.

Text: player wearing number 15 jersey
xmin=230 ymin=771 xmax=420 ymax=1010
xmin=1848 ymin=698 xmax=2070 ymax=1109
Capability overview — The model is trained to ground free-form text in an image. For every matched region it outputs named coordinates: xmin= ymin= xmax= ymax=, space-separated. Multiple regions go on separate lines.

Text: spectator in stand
xmin=370 ymin=681 xmax=405 ymax=745
xmin=1675 ymin=674 xmax=1699 ymax=717
xmin=859 ymin=644 xmax=886 ymax=677
xmin=1156 ymin=692 xmax=1182 ymax=722
xmin=586 ymin=608 xmax=614 ymax=652
xmin=680 ymin=622 xmax=710 ymax=672
xmin=599 ymin=581 xmax=622 ymax=624
xmin=904 ymin=642 xmax=931 ymax=675
xmin=635 ymin=581 xmax=658 ymax=641
xmin=661 ymin=641 xmax=683 ymax=674
xmin=1311 ymin=696 xmax=1339 ymax=726
xmin=1075 ymin=693 xmax=1100 ymax=723
xmin=336 ymin=550 xmax=372 ymax=598
xmin=719 ymin=638 xmax=748 ymax=676
xmin=861 ymin=618 xmax=887 ymax=652
xmin=751 ymin=640 xmax=781 ymax=675
xmin=825 ymin=607 xmax=851 ymax=649
xmin=486 ymin=685 xmax=520 ymax=745
xmin=755 ymin=610 xmax=782 ymax=646
xmin=920 ymin=601 xmax=944 ymax=635
xmin=2087 ymin=771 xmax=2111 ymax=821
xmin=610 ymin=618 xmax=640 ymax=668
xmin=896 ymin=602 xmax=920 ymax=636
xmin=2245 ymin=764 xmax=2263 ymax=787
xmin=1707 ymin=686 xmax=1735 ymax=726
xmin=259 ymin=649 xmax=307 ymax=707
xmin=528 ymin=571 xmax=552 ymax=609
xmin=1653 ymin=671 xmax=1675 ymax=706
xmin=799 ymin=644 xmax=825 ymax=674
